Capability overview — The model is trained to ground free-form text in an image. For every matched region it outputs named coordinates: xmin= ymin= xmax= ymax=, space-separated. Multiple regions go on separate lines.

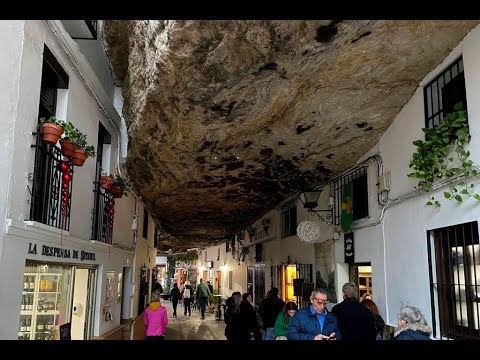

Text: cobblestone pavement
xmin=162 ymin=299 xmax=227 ymax=340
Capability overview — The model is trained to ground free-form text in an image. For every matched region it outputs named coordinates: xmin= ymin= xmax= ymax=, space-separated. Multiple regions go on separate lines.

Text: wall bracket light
xmin=299 ymin=190 xmax=333 ymax=225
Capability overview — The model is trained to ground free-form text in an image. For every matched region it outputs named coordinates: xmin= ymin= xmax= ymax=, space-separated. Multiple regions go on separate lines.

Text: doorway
xmin=214 ymin=271 xmax=221 ymax=292
xmin=349 ymin=263 xmax=372 ymax=300
xmin=70 ymin=268 xmax=96 ymax=340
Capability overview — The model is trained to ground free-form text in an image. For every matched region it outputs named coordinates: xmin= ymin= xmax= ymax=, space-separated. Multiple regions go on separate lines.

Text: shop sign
xmin=344 ymin=233 xmax=354 ymax=263
xmin=28 ymin=242 xmax=96 ymax=261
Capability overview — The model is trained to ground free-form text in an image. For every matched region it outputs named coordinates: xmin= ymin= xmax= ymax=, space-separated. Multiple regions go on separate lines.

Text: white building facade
xmin=0 ymin=20 xmax=156 ymax=340
xmin=198 ymin=24 xmax=480 ymax=340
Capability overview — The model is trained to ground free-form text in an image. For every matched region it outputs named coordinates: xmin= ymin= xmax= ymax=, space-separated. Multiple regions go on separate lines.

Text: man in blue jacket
xmin=287 ymin=288 xmax=341 ymax=340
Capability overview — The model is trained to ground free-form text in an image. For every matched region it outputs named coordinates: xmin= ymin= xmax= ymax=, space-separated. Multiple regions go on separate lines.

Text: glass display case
xmin=18 ymin=264 xmax=73 ymax=340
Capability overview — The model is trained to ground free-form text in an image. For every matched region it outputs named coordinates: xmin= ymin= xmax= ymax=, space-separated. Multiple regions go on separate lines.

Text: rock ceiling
xmin=103 ymin=20 xmax=478 ymax=251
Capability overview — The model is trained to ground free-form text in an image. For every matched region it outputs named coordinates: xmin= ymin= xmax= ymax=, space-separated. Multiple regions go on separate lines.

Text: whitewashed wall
xmin=0 ymin=20 xmax=149 ymax=339
xmin=377 ymin=25 xmax=480 ymax=333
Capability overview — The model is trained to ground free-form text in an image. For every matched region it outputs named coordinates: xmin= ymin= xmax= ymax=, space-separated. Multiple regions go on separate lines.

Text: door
xmin=254 ymin=265 xmax=265 ymax=306
xmin=247 ymin=266 xmax=254 ymax=299
xmin=70 ymin=269 xmax=89 ymax=340
xmin=214 ymin=271 xmax=221 ymax=292
xmin=84 ymin=269 xmax=96 ymax=340
xmin=349 ymin=263 xmax=372 ymax=300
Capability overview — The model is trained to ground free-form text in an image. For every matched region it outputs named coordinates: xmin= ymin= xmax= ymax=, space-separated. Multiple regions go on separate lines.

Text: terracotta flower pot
xmin=59 ymin=139 xmax=77 ymax=158
xmin=110 ymin=185 xmax=123 ymax=198
xmin=71 ymin=148 xmax=87 ymax=167
xmin=42 ymin=123 xmax=64 ymax=145
xmin=100 ymin=176 xmax=114 ymax=190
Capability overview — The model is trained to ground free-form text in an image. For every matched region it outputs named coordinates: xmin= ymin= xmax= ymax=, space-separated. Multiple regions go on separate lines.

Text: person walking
xmin=169 ymin=283 xmax=181 ymax=319
xmin=331 ymin=282 xmax=376 ymax=341
xmin=196 ymin=278 xmax=211 ymax=320
xmin=392 ymin=305 xmax=432 ymax=340
xmin=144 ymin=289 xmax=168 ymax=340
xmin=287 ymin=288 xmax=341 ymax=340
xmin=183 ymin=280 xmax=193 ymax=316
xmin=258 ymin=287 xmax=285 ymax=340
xmin=360 ymin=298 xmax=385 ymax=340
xmin=274 ymin=301 xmax=298 ymax=340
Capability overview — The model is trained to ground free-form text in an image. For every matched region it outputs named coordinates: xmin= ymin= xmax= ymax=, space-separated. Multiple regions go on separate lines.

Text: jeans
xmin=198 ymin=297 xmax=207 ymax=318
xmin=262 ymin=327 xmax=276 ymax=340
xmin=172 ymin=299 xmax=178 ymax=316
xmin=184 ymin=298 xmax=191 ymax=316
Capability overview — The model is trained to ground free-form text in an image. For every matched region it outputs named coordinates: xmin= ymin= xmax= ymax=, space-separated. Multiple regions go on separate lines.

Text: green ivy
xmin=164 ymin=250 xmax=199 ymax=294
xmin=408 ymin=102 xmax=480 ymax=206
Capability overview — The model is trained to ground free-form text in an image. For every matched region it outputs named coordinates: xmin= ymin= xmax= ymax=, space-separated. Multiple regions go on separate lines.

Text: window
xmin=154 ymin=227 xmax=159 ymax=248
xmin=142 ymin=208 xmax=149 ymax=239
xmin=91 ymin=123 xmax=112 ymax=242
xmin=280 ymin=200 xmax=297 ymax=238
xmin=254 ymin=265 xmax=265 ymax=307
xmin=30 ymin=46 xmax=70 ymax=230
xmin=428 ymin=221 xmax=480 ymax=339
xmin=333 ymin=167 xmax=369 ymax=225
xmin=424 ymin=57 xmax=467 ymax=129
xmin=228 ymin=271 xmax=233 ymax=290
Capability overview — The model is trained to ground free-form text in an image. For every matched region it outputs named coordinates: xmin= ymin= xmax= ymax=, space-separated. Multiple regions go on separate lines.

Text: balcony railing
xmin=84 ymin=20 xmax=98 ymax=40
xmin=29 ymin=133 xmax=73 ymax=230
xmin=91 ymin=182 xmax=114 ymax=244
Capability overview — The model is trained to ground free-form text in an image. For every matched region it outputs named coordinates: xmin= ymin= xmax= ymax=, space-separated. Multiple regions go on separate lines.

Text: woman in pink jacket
xmin=144 ymin=289 xmax=168 ymax=340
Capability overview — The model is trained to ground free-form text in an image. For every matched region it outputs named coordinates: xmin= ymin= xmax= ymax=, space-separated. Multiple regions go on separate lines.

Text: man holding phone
xmin=287 ymin=288 xmax=342 ymax=340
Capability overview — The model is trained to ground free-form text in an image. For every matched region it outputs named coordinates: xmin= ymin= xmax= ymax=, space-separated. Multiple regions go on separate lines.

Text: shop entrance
xmin=70 ymin=268 xmax=97 ymax=340
xmin=349 ymin=263 xmax=372 ymax=300
xmin=18 ymin=262 xmax=97 ymax=341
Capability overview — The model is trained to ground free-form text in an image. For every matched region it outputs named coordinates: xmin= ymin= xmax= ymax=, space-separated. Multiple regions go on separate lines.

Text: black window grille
xmin=143 ymin=209 xmax=149 ymax=239
xmin=254 ymin=265 xmax=265 ymax=307
xmin=91 ymin=123 xmax=110 ymax=241
xmin=424 ymin=57 xmax=467 ymax=129
xmin=428 ymin=221 xmax=480 ymax=339
xmin=333 ymin=167 xmax=369 ymax=225
xmin=280 ymin=200 xmax=297 ymax=239
xmin=29 ymin=134 xmax=74 ymax=230
xmin=154 ymin=227 xmax=159 ymax=248
xmin=91 ymin=185 xmax=114 ymax=244
xmin=247 ymin=266 xmax=254 ymax=299
xmin=85 ymin=20 xmax=98 ymax=40
xmin=296 ymin=263 xmax=313 ymax=283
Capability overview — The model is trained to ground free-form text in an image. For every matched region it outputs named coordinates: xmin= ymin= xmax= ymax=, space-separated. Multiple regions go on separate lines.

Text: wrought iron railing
xmin=91 ymin=182 xmax=114 ymax=244
xmin=29 ymin=133 xmax=73 ymax=230
xmin=84 ymin=20 xmax=98 ymax=40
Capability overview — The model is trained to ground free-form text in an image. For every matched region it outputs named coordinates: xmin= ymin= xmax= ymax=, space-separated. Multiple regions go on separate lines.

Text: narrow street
xmin=130 ymin=300 xmax=227 ymax=340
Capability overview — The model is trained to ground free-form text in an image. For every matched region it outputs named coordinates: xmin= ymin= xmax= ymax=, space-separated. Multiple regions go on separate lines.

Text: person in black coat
xmin=393 ymin=305 xmax=432 ymax=340
xmin=331 ymin=282 xmax=377 ymax=341
xmin=169 ymin=283 xmax=181 ymax=318
xmin=258 ymin=287 xmax=285 ymax=340
xmin=360 ymin=298 xmax=385 ymax=340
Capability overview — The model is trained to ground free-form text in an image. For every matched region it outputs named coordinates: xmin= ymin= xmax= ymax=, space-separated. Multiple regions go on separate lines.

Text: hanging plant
xmin=408 ymin=102 xmax=479 ymax=206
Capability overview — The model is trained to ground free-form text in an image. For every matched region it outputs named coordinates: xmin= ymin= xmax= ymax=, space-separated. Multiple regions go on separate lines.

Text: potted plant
xmin=71 ymin=131 xmax=88 ymax=166
xmin=59 ymin=122 xmax=79 ymax=158
xmin=39 ymin=116 xmax=64 ymax=145
xmin=110 ymin=175 xmax=131 ymax=198
xmin=100 ymin=173 xmax=115 ymax=190
xmin=208 ymin=288 xmax=220 ymax=313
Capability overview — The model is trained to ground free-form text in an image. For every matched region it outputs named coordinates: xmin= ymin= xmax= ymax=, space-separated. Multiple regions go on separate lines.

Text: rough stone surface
xmin=103 ymin=20 xmax=478 ymax=250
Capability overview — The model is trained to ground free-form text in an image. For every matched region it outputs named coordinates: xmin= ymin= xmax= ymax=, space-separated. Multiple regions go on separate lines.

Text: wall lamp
xmin=299 ymin=189 xmax=333 ymax=224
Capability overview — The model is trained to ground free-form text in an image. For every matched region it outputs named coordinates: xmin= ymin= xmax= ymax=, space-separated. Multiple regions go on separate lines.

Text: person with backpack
xmin=183 ymin=280 xmax=193 ymax=316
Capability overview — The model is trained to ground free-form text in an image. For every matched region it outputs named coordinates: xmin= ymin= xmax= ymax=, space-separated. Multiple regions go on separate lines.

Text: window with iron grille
xmin=30 ymin=46 xmax=70 ymax=230
xmin=254 ymin=265 xmax=265 ymax=307
xmin=427 ymin=221 xmax=480 ymax=339
xmin=143 ymin=208 xmax=149 ymax=239
xmin=91 ymin=123 xmax=112 ymax=242
xmin=154 ymin=227 xmax=159 ymax=248
xmin=424 ymin=57 xmax=467 ymax=129
xmin=333 ymin=167 xmax=369 ymax=225
xmin=280 ymin=200 xmax=297 ymax=238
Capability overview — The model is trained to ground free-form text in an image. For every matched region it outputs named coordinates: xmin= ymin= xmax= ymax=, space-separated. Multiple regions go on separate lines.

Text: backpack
xmin=184 ymin=287 xmax=191 ymax=299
